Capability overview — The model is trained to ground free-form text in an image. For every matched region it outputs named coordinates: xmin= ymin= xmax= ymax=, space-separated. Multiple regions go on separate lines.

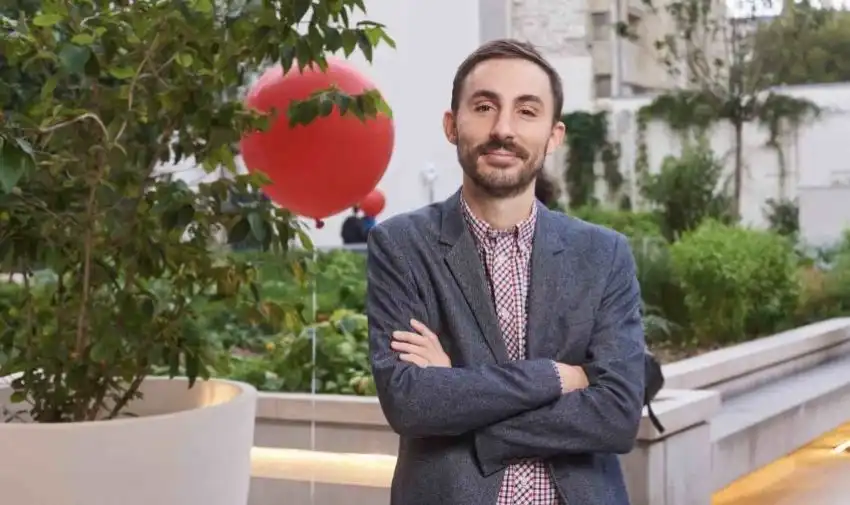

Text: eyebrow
xmin=468 ymin=89 xmax=544 ymax=106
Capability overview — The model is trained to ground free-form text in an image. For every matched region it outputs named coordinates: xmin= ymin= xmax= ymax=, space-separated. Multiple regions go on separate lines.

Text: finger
xmin=391 ymin=340 xmax=428 ymax=355
xmin=410 ymin=319 xmax=438 ymax=341
xmin=393 ymin=330 xmax=429 ymax=346
xmin=399 ymin=353 xmax=429 ymax=368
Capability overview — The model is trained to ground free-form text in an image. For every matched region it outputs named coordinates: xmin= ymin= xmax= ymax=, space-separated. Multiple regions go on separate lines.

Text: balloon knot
xmin=315 ymin=219 xmax=325 ymax=229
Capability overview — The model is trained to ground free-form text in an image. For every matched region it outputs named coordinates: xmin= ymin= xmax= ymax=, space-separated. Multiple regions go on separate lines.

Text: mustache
xmin=475 ymin=138 xmax=529 ymax=159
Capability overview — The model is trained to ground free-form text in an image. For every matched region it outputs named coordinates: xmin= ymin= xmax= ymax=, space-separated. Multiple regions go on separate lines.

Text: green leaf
xmin=341 ymin=30 xmax=357 ymax=56
xmin=294 ymin=0 xmax=312 ymax=22
xmin=357 ymin=32 xmax=373 ymax=61
xmin=318 ymin=97 xmax=334 ymax=117
xmin=247 ymin=212 xmax=267 ymax=242
xmin=176 ymin=53 xmax=194 ymax=68
xmin=58 ymin=43 xmax=91 ymax=75
xmin=279 ymin=44 xmax=296 ymax=73
xmin=40 ymin=76 xmax=58 ymax=101
xmin=190 ymin=0 xmax=214 ymax=14
xmin=0 ymin=138 xmax=36 ymax=193
xmin=32 ymin=13 xmax=63 ymax=27
xmin=109 ymin=66 xmax=135 ymax=79
xmin=228 ymin=218 xmax=252 ymax=244
xmin=71 ymin=33 xmax=95 ymax=46
xmin=375 ymin=95 xmax=393 ymax=118
xmin=296 ymin=228 xmax=314 ymax=250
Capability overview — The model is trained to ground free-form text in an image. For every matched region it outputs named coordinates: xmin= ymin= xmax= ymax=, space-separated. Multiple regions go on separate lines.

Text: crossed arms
xmin=366 ymin=225 xmax=646 ymax=474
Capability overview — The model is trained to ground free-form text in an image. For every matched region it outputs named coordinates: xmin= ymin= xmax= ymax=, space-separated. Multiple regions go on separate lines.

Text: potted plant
xmin=0 ymin=1 xmax=392 ymax=504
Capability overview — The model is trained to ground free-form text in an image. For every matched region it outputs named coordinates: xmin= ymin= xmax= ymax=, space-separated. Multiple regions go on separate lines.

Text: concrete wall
xmin=603 ymin=82 xmax=850 ymax=240
xmin=247 ymin=318 xmax=850 ymax=505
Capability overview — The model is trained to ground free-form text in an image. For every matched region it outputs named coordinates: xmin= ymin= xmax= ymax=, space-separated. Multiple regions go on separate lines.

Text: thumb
xmin=410 ymin=319 xmax=438 ymax=340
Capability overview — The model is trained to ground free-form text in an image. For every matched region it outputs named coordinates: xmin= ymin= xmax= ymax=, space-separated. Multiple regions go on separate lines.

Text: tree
xmin=631 ymin=0 xmax=819 ymax=216
xmin=749 ymin=2 xmax=850 ymax=86
xmin=0 ymin=0 xmax=393 ymax=422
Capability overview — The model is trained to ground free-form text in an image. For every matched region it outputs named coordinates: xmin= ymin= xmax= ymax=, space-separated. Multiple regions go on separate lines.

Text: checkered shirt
xmin=461 ymin=197 xmax=561 ymax=505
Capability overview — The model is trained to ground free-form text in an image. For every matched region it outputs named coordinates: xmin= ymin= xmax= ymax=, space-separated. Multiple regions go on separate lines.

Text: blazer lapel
xmin=526 ymin=204 xmax=576 ymax=359
xmin=440 ymin=192 xmax=511 ymax=363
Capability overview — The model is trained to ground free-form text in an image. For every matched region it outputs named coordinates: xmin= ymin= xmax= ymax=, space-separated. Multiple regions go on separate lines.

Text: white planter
xmin=0 ymin=375 xmax=257 ymax=505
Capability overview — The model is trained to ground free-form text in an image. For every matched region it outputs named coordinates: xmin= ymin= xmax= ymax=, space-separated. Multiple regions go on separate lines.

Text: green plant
xmin=0 ymin=0 xmax=392 ymax=422
xmin=225 ymin=309 xmax=374 ymax=395
xmin=561 ymin=111 xmax=623 ymax=208
xmin=641 ymin=142 xmax=735 ymax=241
xmin=670 ymin=220 xmax=800 ymax=344
xmin=569 ymin=206 xmax=663 ymax=239
xmin=764 ymin=198 xmax=799 ymax=237
xmin=629 ymin=0 xmax=821 ymax=214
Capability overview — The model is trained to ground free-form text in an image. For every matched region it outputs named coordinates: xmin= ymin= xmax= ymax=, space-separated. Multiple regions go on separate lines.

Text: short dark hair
xmin=451 ymin=39 xmax=564 ymax=124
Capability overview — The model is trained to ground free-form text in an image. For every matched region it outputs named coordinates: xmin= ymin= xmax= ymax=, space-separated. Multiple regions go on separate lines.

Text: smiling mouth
xmin=482 ymin=149 xmax=518 ymax=159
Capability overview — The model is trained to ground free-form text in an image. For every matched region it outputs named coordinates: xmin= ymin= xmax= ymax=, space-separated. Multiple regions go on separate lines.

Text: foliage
xmin=179 ymin=249 xmax=370 ymax=395
xmin=794 ymin=231 xmax=850 ymax=323
xmin=224 ymin=309 xmax=374 ymax=395
xmin=235 ymin=248 xmax=367 ymax=320
xmin=569 ymin=206 xmax=662 ymax=239
xmin=641 ymin=142 xmax=735 ymax=241
xmin=0 ymin=0 xmax=393 ymax=422
xmin=632 ymin=0 xmax=821 ymax=215
xmin=670 ymin=220 xmax=800 ymax=345
xmin=561 ymin=111 xmax=623 ymax=208
xmin=764 ymin=197 xmax=799 ymax=237
xmin=750 ymin=2 xmax=850 ymax=86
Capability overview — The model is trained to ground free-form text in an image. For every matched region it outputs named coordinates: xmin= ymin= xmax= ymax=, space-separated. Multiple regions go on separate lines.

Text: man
xmin=341 ymin=206 xmax=367 ymax=244
xmin=366 ymin=39 xmax=645 ymax=505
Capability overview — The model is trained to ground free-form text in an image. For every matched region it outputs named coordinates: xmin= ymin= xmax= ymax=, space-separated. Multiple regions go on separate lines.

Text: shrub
xmin=224 ymin=309 xmax=374 ymax=395
xmin=570 ymin=206 xmax=663 ymax=238
xmin=630 ymin=238 xmax=689 ymax=342
xmin=670 ymin=220 xmax=800 ymax=344
xmin=641 ymin=142 xmax=735 ymax=241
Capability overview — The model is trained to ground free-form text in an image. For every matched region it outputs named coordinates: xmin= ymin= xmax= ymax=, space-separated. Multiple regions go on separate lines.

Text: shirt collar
xmin=460 ymin=194 xmax=537 ymax=249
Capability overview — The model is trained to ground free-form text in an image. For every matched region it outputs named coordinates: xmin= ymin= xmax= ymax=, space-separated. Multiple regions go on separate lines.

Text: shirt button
xmin=496 ymin=254 xmax=507 ymax=265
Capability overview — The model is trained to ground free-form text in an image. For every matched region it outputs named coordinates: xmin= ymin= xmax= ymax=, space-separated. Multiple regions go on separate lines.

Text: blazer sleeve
xmin=473 ymin=233 xmax=646 ymax=475
xmin=367 ymin=224 xmax=563 ymax=438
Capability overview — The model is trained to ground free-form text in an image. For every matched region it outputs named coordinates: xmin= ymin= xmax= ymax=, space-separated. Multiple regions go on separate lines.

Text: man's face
xmin=444 ymin=58 xmax=565 ymax=199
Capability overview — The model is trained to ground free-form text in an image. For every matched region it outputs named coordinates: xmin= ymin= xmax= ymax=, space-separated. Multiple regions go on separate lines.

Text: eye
xmin=519 ymin=108 xmax=537 ymax=117
xmin=474 ymin=103 xmax=495 ymax=113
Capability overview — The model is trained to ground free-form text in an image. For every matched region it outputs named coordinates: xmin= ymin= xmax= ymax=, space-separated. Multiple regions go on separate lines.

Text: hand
xmin=391 ymin=319 xmax=451 ymax=368
xmin=555 ymin=363 xmax=589 ymax=394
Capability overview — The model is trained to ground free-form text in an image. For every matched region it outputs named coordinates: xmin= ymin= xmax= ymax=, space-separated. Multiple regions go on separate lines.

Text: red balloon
xmin=360 ymin=188 xmax=386 ymax=217
xmin=240 ymin=58 xmax=394 ymax=220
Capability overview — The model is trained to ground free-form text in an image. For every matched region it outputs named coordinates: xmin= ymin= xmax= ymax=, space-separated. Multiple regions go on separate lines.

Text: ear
xmin=546 ymin=121 xmax=566 ymax=155
xmin=443 ymin=111 xmax=458 ymax=145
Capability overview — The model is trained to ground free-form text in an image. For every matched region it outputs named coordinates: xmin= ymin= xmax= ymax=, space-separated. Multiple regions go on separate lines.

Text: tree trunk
xmin=733 ymin=121 xmax=744 ymax=219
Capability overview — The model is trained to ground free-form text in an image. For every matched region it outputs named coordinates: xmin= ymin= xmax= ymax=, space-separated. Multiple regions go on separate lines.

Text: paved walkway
xmin=713 ymin=422 xmax=850 ymax=505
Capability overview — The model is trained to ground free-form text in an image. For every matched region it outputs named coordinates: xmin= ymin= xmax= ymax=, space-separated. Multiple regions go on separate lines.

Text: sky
xmin=727 ymin=0 xmax=850 ymax=17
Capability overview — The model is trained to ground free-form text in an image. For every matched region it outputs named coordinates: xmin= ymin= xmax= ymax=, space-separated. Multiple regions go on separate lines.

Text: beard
xmin=457 ymin=134 xmax=546 ymax=199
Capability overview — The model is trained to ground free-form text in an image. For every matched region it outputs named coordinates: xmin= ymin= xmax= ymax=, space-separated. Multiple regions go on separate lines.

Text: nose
xmin=490 ymin=108 xmax=515 ymax=140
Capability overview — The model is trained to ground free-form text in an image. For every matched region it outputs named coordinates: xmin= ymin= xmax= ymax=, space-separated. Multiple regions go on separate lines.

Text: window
xmin=595 ymin=75 xmax=612 ymax=98
xmin=591 ymin=12 xmax=610 ymax=41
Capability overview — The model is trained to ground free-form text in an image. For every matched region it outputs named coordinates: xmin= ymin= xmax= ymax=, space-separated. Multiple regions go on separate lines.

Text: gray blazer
xmin=366 ymin=191 xmax=645 ymax=505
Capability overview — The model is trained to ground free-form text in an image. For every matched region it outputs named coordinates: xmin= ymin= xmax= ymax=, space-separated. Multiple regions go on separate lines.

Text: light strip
xmin=831 ymin=440 xmax=850 ymax=454
xmin=251 ymin=447 xmax=396 ymax=488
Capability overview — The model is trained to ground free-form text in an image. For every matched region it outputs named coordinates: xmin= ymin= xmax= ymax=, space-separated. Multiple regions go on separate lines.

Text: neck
xmin=461 ymin=179 xmax=536 ymax=230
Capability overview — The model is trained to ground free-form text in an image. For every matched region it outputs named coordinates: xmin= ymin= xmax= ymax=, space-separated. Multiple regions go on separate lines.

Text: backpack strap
xmin=646 ymin=402 xmax=665 ymax=433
